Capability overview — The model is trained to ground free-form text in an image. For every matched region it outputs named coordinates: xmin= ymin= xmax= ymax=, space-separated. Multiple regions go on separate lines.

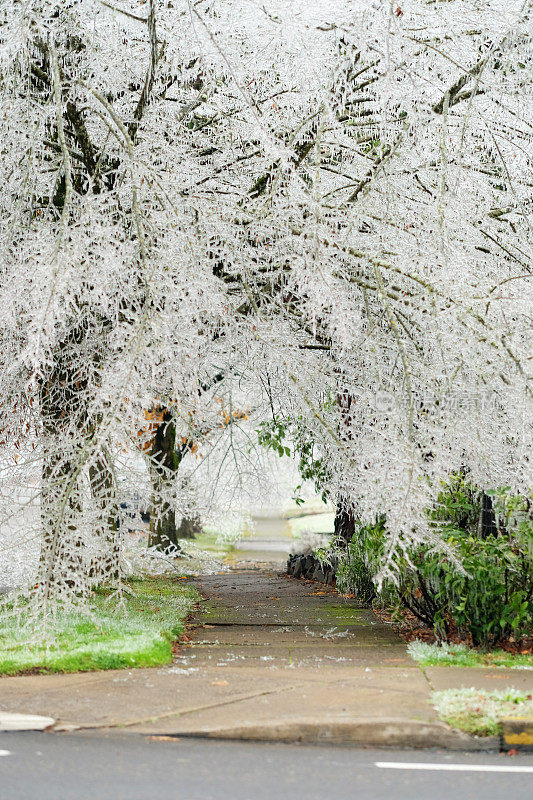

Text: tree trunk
xmin=37 ymin=326 xmax=118 ymax=598
xmin=334 ymin=498 xmax=356 ymax=548
xmin=37 ymin=331 xmax=87 ymax=602
xmin=38 ymin=447 xmax=84 ymax=599
xmin=148 ymin=476 xmax=179 ymax=550
xmin=176 ymin=515 xmax=203 ymax=540
xmin=480 ymin=491 xmax=498 ymax=539
xmin=334 ymin=385 xmax=356 ymax=549
xmin=89 ymin=451 xmax=120 ymax=583
xmin=147 ymin=409 xmax=183 ymax=551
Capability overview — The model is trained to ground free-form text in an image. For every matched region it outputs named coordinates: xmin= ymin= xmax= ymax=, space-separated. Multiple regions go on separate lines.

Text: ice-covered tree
xmin=0 ymin=0 xmax=530 ymax=605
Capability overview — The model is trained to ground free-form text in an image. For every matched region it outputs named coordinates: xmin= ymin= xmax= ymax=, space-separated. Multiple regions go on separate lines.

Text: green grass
xmin=192 ymin=530 xmax=236 ymax=559
xmin=433 ymin=688 xmax=533 ymax=737
xmin=408 ymin=640 xmax=533 ymax=669
xmin=288 ymin=512 xmax=335 ymax=537
xmin=0 ymin=577 xmax=199 ymax=677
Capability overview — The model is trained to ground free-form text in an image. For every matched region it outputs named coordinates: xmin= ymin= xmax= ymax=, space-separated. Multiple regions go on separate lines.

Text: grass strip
xmin=0 ymin=577 xmax=199 ymax=676
xmin=433 ymin=687 xmax=533 ymax=737
xmin=408 ymin=640 xmax=533 ymax=669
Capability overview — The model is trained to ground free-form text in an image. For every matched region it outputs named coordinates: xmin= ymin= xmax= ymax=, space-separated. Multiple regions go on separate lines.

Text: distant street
xmin=1 ymin=732 xmax=532 ymax=800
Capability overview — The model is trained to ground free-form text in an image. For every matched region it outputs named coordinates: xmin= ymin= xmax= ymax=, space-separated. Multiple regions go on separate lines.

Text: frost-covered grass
xmin=0 ymin=577 xmax=199 ymax=676
xmin=433 ymin=688 xmax=533 ymax=737
xmin=408 ymin=640 xmax=533 ymax=669
xmin=123 ymin=532 xmax=231 ymax=576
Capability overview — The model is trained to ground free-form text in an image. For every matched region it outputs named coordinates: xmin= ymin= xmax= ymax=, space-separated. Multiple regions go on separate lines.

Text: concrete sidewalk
xmin=1 ymin=568 xmax=531 ymax=748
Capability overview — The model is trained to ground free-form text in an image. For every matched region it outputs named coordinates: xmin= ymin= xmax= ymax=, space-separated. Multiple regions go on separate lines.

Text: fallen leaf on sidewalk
xmin=147 ymin=736 xmax=180 ymax=742
xmin=211 ymin=680 xmax=229 ymax=686
xmin=203 ymin=624 xmax=216 ymax=628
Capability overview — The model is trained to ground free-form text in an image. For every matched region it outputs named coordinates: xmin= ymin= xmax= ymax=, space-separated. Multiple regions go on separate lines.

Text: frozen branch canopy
xmin=0 ymin=0 xmax=531 ymax=601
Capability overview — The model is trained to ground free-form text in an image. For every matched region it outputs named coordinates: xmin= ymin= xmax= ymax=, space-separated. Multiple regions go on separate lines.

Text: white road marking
xmin=375 ymin=762 xmax=533 ymax=773
xmin=0 ymin=750 xmax=11 ymax=757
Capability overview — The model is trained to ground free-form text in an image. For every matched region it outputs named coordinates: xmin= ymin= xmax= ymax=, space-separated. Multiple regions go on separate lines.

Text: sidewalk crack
xmin=418 ymin=664 xmax=434 ymax=691
xmin=75 ymin=684 xmax=306 ymax=731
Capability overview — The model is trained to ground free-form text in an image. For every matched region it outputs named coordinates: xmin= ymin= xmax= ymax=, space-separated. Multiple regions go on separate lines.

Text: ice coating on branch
xmin=0 ymin=0 xmax=531 ymax=603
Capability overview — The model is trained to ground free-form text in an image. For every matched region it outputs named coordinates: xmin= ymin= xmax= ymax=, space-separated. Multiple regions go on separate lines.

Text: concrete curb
xmin=147 ymin=718 xmax=499 ymax=751
xmin=501 ymin=717 xmax=533 ymax=752
xmin=0 ymin=713 xmax=55 ymax=732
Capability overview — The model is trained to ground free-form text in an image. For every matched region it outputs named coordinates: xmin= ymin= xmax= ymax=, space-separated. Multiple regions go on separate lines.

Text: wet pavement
xmin=231 ymin=515 xmax=295 ymax=566
xmin=1 ymin=566 xmax=530 ymax=748
xmin=184 ymin=569 xmax=411 ymax=670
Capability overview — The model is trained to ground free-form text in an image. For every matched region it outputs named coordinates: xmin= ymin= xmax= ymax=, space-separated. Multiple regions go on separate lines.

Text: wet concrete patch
xmin=184 ymin=570 xmax=413 ymax=671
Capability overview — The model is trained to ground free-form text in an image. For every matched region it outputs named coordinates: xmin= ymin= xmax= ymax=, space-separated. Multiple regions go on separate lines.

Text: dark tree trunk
xmin=148 ymin=484 xmax=179 ymax=550
xmin=176 ymin=515 xmax=203 ymax=540
xmin=148 ymin=409 xmax=183 ymax=551
xmin=334 ymin=384 xmax=356 ymax=549
xmin=480 ymin=492 xmax=499 ymax=539
xmin=334 ymin=498 xmax=356 ymax=548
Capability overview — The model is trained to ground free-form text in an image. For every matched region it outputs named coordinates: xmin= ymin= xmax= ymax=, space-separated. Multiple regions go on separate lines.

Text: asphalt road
xmin=0 ymin=732 xmax=532 ymax=800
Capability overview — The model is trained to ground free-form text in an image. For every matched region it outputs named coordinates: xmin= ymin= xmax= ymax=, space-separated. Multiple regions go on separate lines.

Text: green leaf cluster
xmin=337 ymin=475 xmax=532 ymax=647
xmin=256 ymin=417 xmax=330 ymax=504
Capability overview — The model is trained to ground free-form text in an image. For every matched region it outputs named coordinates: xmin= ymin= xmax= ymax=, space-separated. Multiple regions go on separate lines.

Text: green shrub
xmin=336 ymin=517 xmax=386 ymax=606
xmin=338 ymin=476 xmax=532 ymax=647
xmin=407 ymin=526 xmax=531 ymax=646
